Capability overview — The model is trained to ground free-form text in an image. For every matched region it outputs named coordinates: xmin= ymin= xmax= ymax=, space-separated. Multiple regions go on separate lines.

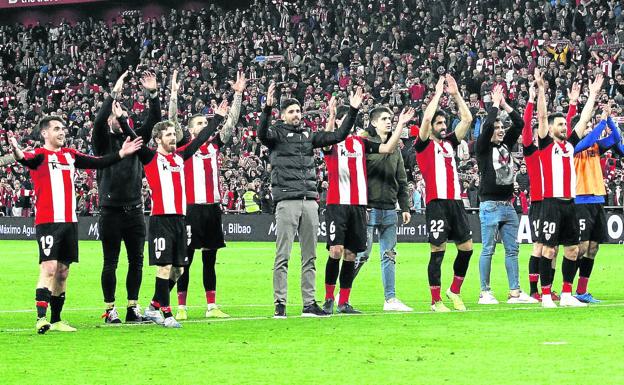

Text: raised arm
xmin=476 ymin=85 xmax=503 ymax=152
xmin=575 ymin=119 xmax=606 ymax=154
xmin=501 ymin=95 xmax=525 ymax=147
xmin=378 ymin=107 xmax=415 ymax=154
xmin=9 ymin=136 xmax=43 ymax=169
xmin=535 ymin=68 xmax=549 ymax=139
xmin=566 ymin=82 xmax=580 ymax=136
xmin=221 ymin=72 xmax=247 ymax=144
xmin=179 ymin=100 xmax=227 ymax=160
xmin=324 ymin=96 xmax=337 ymax=132
xmin=168 ymin=69 xmax=184 ymax=143
xmin=111 ymin=101 xmax=136 ymax=140
xmin=522 ymin=85 xmax=536 ymax=147
xmin=600 ymin=114 xmax=623 ymax=150
xmin=446 ymin=74 xmax=473 ymax=141
xmin=311 ymin=87 xmax=363 ymax=148
xmin=93 ymin=71 xmax=130 ymax=154
xmin=419 ymin=76 xmax=445 ymax=141
xmin=257 ymin=82 xmax=277 ymax=147
xmin=573 ymin=74 xmax=603 ymax=139
xmin=74 ymin=136 xmax=143 ymax=169
xmin=134 ymin=71 xmax=162 ymax=143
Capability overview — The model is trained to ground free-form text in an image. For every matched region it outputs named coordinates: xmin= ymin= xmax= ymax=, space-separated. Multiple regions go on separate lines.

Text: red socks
xmin=325 ymin=284 xmax=336 ymax=300
xmin=206 ymin=290 xmax=216 ymax=304
xmin=450 ymin=275 xmax=464 ymax=294
xmin=562 ymin=281 xmax=573 ymax=294
xmin=541 ymin=285 xmax=552 ymax=296
xmin=430 ymin=286 xmax=441 ymax=304
xmin=177 ymin=291 xmax=187 ymax=306
xmin=576 ymin=277 xmax=589 ymax=295
xmin=338 ymin=288 xmax=351 ymax=305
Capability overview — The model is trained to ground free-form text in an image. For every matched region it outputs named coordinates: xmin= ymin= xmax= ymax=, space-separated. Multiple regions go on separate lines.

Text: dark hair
xmin=280 ymin=98 xmax=300 ymax=112
xmin=547 ymin=112 xmax=565 ymax=126
xmin=369 ymin=106 xmax=392 ymax=123
xmin=431 ymin=110 xmax=447 ymax=126
xmin=336 ymin=105 xmax=350 ymax=121
xmin=38 ymin=115 xmax=65 ymax=131
xmin=152 ymin=120 xmax=175 ymax=140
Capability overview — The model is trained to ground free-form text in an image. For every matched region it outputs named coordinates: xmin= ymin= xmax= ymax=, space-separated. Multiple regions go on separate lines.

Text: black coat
xmin=258 ymin=105 xmax=358 ymax=202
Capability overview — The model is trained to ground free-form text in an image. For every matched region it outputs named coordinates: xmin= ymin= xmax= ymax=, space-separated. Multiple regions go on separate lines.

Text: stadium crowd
xmin=2 ymin=0 xmax=624 ymax=218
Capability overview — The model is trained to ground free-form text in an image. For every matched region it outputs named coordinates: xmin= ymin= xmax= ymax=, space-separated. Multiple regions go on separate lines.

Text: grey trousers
xmin=273 ymin=199 xmax=319 ymax=306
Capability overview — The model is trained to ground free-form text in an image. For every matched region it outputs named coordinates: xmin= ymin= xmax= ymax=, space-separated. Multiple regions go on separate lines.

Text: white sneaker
xmin=478 ymin=290 xmax=499 ymax=305
xmin=383 ymin=298 xmax=413 ymax=312
xmin=163 ymin=316 xmax=182 ymax=328
xmin=541 ymin=294 xmax=557 ymax=308
xmin=559 ymin=292 xmax=588 ymax=307
xmin=507 ymin=290 xmax=539 ymax=304
xmin=144 ymin=305 xmax=165 ymax=324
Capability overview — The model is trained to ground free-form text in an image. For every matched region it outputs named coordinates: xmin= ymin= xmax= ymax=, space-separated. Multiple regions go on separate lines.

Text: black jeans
xmin=99 ymin=206 xmax=146 ymax=303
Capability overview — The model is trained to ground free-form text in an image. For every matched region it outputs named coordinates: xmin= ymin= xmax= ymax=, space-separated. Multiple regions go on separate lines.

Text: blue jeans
xmin=478 ymin=201 xmax=520 ymax=291
xmin=356 ymin=208 xmax=397 ymax=300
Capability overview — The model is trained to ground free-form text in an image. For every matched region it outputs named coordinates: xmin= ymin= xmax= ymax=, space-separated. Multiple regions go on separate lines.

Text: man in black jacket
xmin=92 ymin=70 xmax=161 ymax=323
xmin=258 ymin=83 xmax=363 ymax=318
xmin=475 ymin=85 xmax=537 ymax=305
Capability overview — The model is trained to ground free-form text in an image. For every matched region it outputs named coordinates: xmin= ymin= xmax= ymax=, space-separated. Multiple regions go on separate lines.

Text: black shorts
xmin=325 ymin=204 xmax=367 ymax=253
xmin=528 ymin=200 xmax=543 ymax=242
xmin=539 ymin=198 xmax=580 ymax=247
xmin=425 ymin=199 xmax=473 ymax=246
xmin=148 ymin=215 xmax=188 ymax=267
xmin=186 ymin=204 xmax=226 ymax=250
xmin=36 ymin=223 xmax=79 ymax=264
xmin=576 ymin=203 xmax=608 ymax=243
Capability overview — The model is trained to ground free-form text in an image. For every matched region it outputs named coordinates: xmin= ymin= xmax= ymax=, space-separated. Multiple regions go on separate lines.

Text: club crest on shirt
xmin=432 ymin=231 xmax=439 ymax=239
xmin=43 ymin=247 xmax=51 ymax=257
xmin=155 ymin=251 xmax=161 ymax=259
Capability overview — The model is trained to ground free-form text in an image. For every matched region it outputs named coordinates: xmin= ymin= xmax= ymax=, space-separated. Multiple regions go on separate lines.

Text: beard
xmin=432 ymin=129 xmax=444 ymax=139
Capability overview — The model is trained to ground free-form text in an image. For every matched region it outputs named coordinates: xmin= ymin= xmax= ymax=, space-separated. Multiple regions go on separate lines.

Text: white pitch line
xmin=2 ymin=302 xmax=624 ymax=333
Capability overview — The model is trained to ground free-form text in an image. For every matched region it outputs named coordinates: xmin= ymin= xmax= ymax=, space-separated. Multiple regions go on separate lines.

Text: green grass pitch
xmin=1 ymin=240 xmax=623 ymax=385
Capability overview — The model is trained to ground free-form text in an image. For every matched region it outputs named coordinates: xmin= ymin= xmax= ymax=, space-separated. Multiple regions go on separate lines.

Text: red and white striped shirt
xmin=144 ymin=152 xmax=187 ymax=215
xmin=324 ymin=135 xmax=379 ymax=205
xmin=415 ymin=133 xmax=462 ymax=204
xmin=19 ymin=147 xmax=122 ymax=225
xmin=184 ymin=141 xmax=222 ymax=205
xmin=539 ymin=135 xmax=578 ymax=199
xmin=134 ymin=113 xmax=223 ymax=216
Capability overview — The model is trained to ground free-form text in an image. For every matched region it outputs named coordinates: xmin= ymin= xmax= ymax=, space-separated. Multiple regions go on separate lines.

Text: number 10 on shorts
xmin=153 ymin=237 xmax=166 ymax=259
